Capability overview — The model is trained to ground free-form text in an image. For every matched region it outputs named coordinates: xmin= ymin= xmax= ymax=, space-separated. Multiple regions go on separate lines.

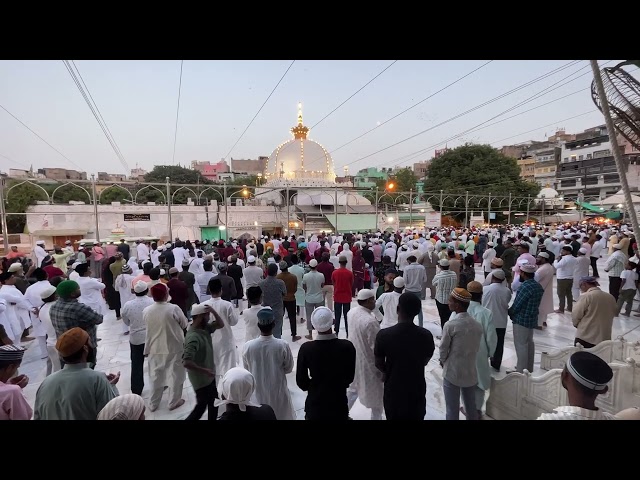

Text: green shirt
xmin=183 ymin=324 xmax=215 ymax=391
xmin=33 ymin=363 xmax=118 ymax=420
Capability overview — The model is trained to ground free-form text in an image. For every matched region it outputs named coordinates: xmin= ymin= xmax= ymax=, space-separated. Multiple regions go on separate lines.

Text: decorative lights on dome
xmin=290 ymin=102 xmax=310 ymax=140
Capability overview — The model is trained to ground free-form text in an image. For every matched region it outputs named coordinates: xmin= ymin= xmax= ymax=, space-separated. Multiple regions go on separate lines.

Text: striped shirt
xmin=432 ymin=270 xmax=458 ymax=304
xmin=537 ymin=406 xmax=615 ymax=420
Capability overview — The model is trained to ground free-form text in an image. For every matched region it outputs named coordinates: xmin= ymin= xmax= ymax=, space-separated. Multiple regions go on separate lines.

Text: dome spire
xmin=291 ymin=101 xmax=309 ymax=140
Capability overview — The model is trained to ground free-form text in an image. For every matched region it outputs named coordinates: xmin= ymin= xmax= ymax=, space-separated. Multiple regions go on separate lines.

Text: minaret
xmin=290 ymin=102 xmax=309 ymax=140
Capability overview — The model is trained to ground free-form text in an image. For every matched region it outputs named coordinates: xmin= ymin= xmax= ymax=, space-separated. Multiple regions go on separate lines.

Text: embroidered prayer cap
xmin=450 ymin=288 xmax=471 ymax=303
xmin=566 ymin=352 xmax=613 ymax=391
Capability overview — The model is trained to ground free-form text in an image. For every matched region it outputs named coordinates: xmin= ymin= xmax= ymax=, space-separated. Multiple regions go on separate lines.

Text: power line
xmin=223 ymin=60 xmax=296 ymax=161
xmin=309 ymin=60 xmax=398 ymax=130
xmin=63 ymin=60 xmax=129 ymax=173
xmin=303 ymin=60 xmax=493 ymax=170
xmin=0 ymin=152 xmax=29 ymax=170
xmin=342 ymin=60 xmax=583 ymax=170
xmin=172 ymin=60 xmax=184 ymax=165
xmin=0 ymin=103 xmax=83 ymax=171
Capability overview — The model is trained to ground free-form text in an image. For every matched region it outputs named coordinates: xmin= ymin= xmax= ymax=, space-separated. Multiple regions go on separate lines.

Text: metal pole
xmin=409 ymin=188 xmax=413 ymax=229
xmin=375 ymin=187 xmax=379 ymax=232
xmin=541 ymin=195 xmax=545 ymax=226
xmin=286 ymin=183 xmax=290 ymax=237
xmin=91 ymin=174 xmax=100 ymax=242
xmin=465 ymin=190 xmax=469 ymax=228
xmin=334 ymin=184 xmax=338 ymax=235
xmin=526 ymin=194 xmax=530 ymax=225
xmin=0 ymin=177 xmax=9 ymax=252
xmin=590 ymin=60 xmax=640 ymax=234
xmin=508 ymin=192 xmax=512 ymax=224
xmin=439 ymin=189 xmax=443 ymax=227
xmin=166 ymin=176 xmax=172 ymax=241
xmin=223 ymin=181 xmax=228 ymax=240
xmin=487 ymin=192 xmax=491 ymax=226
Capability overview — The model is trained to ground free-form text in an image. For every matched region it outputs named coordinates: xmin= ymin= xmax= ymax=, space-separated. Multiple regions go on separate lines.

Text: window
xmin=564 ymin=157 xmax=569 ymax=162
xmin=579 ymin=155 xmax=584 ymax=160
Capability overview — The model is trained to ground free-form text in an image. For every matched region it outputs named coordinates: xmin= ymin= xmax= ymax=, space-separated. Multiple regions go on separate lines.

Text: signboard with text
xmin=124 ymin=213 xmax=151 ymax=222
xmin=425 ymin=212 xmax=442 ymax=228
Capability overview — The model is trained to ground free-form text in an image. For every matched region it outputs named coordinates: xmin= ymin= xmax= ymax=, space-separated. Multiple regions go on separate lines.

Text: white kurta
xmin=0 ymin=300 xmax=13 ymax=342
xmin=172 ymin=247 xmax=186 ymax=269
xmin=77 ymin=276 xmax=107 ymax=315
xmin=0 ymin=285 xmax=33 ymax=339
xmin=34 ymin=245 xmax=47 ymax=268
xmin=188 ymin=258 xmax=204 ymax=276
xmin=115 ymin=273 xmax=135 ymax=306
xmin=573 ymin=256 xmax=590 ymax=289
xmin=24 ymin=280 xmax=53 ymax=337
xmin=204 ymin=296 xmax=239 ymax=381
xmin=346 ymin=306 xmax=383 ymax=410
xmin=136 ymin=243 xmax=150 ymax=262
xmin=375 ymin=291 xmax=401 ymax=329
xmin=535 ymin=263 xmax=555 ymax=326
xmin=242 ymin=335 xmax=295 ymax=420
xmin=467 ymin=302 xmax=497 ymax=392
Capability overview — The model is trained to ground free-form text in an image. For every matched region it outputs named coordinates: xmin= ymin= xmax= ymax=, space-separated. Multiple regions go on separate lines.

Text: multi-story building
xmin=191 ymin=160 xmax=230 ymax=182
xmin=97 ymin=172 xmax=127 ymax=182
xmin=556 ymin=126 xmax=640 ymax=199
xmin=230 ymin=157 xmax=267 ymax=176
xmin=517 ymin=157 xmax=535 ymax=182
xmin=412 ymin=161 xmax=430 ymax=179
xmin=353 ymin=167 xmax=388 ymax=189
xmin=129 ymin=167 xmax=147 ymax=181
xmin=548 ymin=129 xmax=576 ymax=143
xmin=39 ymin=168 xmax=87 ymax=181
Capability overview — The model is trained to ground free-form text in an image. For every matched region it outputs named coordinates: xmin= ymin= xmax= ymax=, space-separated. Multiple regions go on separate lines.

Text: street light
xmin=386 ymin=182 xmax=395 ymax=191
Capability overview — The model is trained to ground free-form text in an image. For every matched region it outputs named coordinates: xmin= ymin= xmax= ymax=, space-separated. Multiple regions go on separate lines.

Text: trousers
xmin=556 ymin=279 xmax=573 ymax=312
xmin=590 ymin=256 xmax=599 ymax=277
xmin=609 ymin=276 xmax=622 ymax=301
xmin=185 ymin=380 xmax=218 ymax=421
xmin=90 ymin=259 xmax=103 ymax=278
xmin=322 ymin=285 xmax=334 ymax=311
xmin=617 ymin=289 xmax=636 ymax=315
xmin=435 ymin=300 xmax=451 ymax=329
xmin=305 ymin=300 xmax=325 ymax=331
xmin=347 ymin=386 xmax=383 ymax=420
xmin=36 ymin=336 xmax=48 ymax=359
xmin=575 ymin=338 xmax=596 ymax=349
xmin=443 ymin=378 xmax=479 ymax=420
xmin=513 ymin=323 xmax=535 ymax=373
xmin=283 ymin=300 xmax=298 ymax=337
xmin=45 ymin=344 xmax=61 ymax=377
xmin=334 ymin=302 xmax=351 ymax=336
xmin=273 ymin=312 xmax=284 ymax=339
xmin=475 ymin=386 xmax=486 ymax=413
xmin=407 ymin=291 xmax=423 ymax=327
xmin=148 ymin=352 xmax=186 ymax=410
xmin=130 ymin=342 xmax=145 ymax=395
xmin=490 ymin=328 xmax=506 ymax=370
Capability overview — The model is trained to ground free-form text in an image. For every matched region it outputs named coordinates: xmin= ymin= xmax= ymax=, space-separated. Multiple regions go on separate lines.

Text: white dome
xmin=265 ymin=103 xmax=335 ymax=182
xmin=537 ymin=187 xmax=559 ymax=198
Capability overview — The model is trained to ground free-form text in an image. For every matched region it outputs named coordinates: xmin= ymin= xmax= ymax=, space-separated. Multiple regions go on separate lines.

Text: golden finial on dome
xmin=291 ymin=101 xmax=309 ymax=140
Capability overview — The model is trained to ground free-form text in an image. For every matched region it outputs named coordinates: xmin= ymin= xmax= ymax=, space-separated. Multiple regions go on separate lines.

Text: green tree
xmin=422 ymin=143 xmax=540 ymax=220
xmin=391 ymin=167 xmax=417 ymax=193
xmin=47 ymin=183 xmax=93 ymax=204
xmin=100 ymin=185 xmax=135 ymax=204
xmin=144 ymin=165 xmax=211 ymax=185
xmin=4 ymin=181 xmax=49 ymax=233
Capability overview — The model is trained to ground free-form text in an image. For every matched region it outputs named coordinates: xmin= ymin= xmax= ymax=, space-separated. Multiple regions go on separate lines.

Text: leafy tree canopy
xmin=144 ymin=165 xmax=212 ymax=185
xmin=4 ymin=181 xmax=49 ymax=233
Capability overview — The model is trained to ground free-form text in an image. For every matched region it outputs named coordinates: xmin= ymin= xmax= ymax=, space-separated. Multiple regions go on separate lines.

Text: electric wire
xmin=172 ymin=60 xmax=184 ymax=165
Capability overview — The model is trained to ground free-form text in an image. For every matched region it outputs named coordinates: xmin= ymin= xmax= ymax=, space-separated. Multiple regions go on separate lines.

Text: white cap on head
xmin=439 ymin=259 xmax=450 ymax=267
xmin=488 ymin=242 xmax=494 ymax=247
xmin=393 ymin=277 xmax=405 ymax=288
xmin=7 ymin=263 xmax=23 ymax=273
xmin=309 ymin=259 xmax=318 ymax=267
xmin=492 ymin=269 xmax=506 ymax=280
xmin=356 ymin=289 xmax=375 ymax=301
xmin=134 ymin=281 xmax=149 ymax=293
xmin=40 ymin=285 xmax=57 ymax=299
xmin=537 ymin=252 xmax=550 ymax=259
xmin=71 ymin=261 xmax=81 ymax=269
xmin=65 ymin=240 xmax=71 ymax=244
xmin=310 ymin=306 xmax=334 ymax=332
xmin=578 ymin=248 xmax=587 ymax=254
xmin=247 ymin=255 xmax=256 ymax=263
xmin=614 ymin=244 xmax=623 ymax=249
xmin=36 ymin=240 xmax=45 ymax=245
xmin=191 ymin=303 xmax=209 ymax=316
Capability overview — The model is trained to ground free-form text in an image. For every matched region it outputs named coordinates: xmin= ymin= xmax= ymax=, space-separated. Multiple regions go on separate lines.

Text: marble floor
xmin=15 ymin=256 xmax=640 ymax=420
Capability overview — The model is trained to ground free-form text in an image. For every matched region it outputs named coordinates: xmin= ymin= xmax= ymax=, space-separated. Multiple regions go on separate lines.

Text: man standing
xmin=346 ymin=289 xmax=384 ymax=420
xmin=121 ymin=281 xmax=154 ymax=395
xmin=296 ymin=306 xmax=356 ymax=420
xmin=466 ymin=282 xmax=497 ymax=418
xmin=432 ymin=259 xmax=458 ymax=335
xmin=183 ymin=303 xmax=225 ymax=421
xmin=375 ymin=277 xmax=404 ymax=329
xmin=259 ymin=263 xmax=287 ymax=339
xmin=242 ymin=307 xmax=295 ymax=420
xmin=167 ymin=267 xmax=189 ymax=316
xmin=277 ymin=261 xmax=300 ymax=342
xmin=195 ymin=260 xmax=216 ymax=302
xmin=573 ymin=248 xmax=591 ymax=302
xmin=136 ymin=240 xmax=150 ymax=265
xmin=49 ymin=280 xmax=103 ymax=368
xmin=535 ymin=252 xmax=555 ymax=328
xmin=34 ymin=240 xmax=48 ymax=268
xmin=243 ymin=255 xmax=264 ymax=291
xmin=117 ymin=238 xmax=130 ymax=260
xmin=204 ymin=278 xmax=239 ymax=382
xmin=144 ymin=284 xmax=188 ymax=412
xmin=604 ymin=243 xmax=626 ymax=301
xmin=418 ymin=244 xmax=439 ymax=300
xmin=0 ymin=271 xmax=36 ymax=343
xmin=212 ymin=263 xmax=236 ymax=303
xmin=483 ymin=269 xmax=511 ymax=371
xmin=302 ymin=259 xmax=325 ymax=340
xmin=537 ymin=351 xmax=615 ymax=420
xmin=34 ymin=327 xmax=120 ymax=420
xmin=0 ymin=344 xmax=32 ymax=420
xmin=590 ymin=234 xmax=604 ymax=277
xmin=90 ymin=242 xmax=105 ymax=278
xmin=375 ymin=292 xmax=435 ymax=420
xmin=572 ymin=276 xmax=617 ymax=348
xmin=439 ymin=288 xmax=483 ymax=420
xmin=507 ymin=264 xmax=544 ymax=373
xmin=500 ymin=240 xmax=517 ymax=288
xmin=316 ymin=252 xmax=334 ymax=312
xmin=332 ymin=255 xmax=354 ymax=338
xmin=178 ymin=260 xmax=198 ymax=317
xmin=482 ymin=242 xmax=496 ymax=278
xmin=403 ymin=255 xmax=427 ymax=327
xmin=554 ymin=245 xmax=577 ymax=313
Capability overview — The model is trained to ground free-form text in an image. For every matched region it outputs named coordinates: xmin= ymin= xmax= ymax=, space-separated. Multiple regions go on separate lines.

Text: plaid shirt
xmin=605 ymin=250 xmax=626 ymax=277
xmin=432 ymin=270 xmax=458 ymax=304
xmin=49 ymin=298 xmax=104 ymax=347
xmin=508 ymin=278 xmax=544 ymax=329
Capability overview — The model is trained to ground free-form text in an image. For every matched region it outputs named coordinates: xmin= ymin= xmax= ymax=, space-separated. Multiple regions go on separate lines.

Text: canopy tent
xmin=324 ymin=214 xmax=377 ymax=233
xmin=575 ymin=201 xmax=606 ymax=213
xmin=591 ymin=190 xmax=640 ymax=206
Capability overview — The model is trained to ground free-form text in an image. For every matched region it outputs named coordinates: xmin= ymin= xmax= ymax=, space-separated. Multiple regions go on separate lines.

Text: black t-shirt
xmin=218 ymin=404 xmax=277 ymax=421
xmin=374 ymin=322 xmax=435 ymax=411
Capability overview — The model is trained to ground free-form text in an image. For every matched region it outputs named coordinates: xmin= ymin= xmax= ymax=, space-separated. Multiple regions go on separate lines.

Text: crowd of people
xmin=1 ymin=224 xmax=639 ymax=421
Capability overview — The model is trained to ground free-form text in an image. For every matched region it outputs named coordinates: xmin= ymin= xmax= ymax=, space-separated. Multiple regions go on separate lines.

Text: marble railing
xmin=486 ymin=359 xmax=640 ymax=420
xmin=540 ymin=338 xmax=640 ymax=371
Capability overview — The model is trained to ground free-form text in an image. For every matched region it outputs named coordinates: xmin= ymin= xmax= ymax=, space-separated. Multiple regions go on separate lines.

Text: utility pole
xmin=223 ymin=180 xmax=228 ymax=240
xmin=374 ymin=186 xmax=379 ymax=232
xmin=92 ymin=174 xmax=100 ymax=242
xmin=166 ymin=177 xmax=172 ymax=241
xmin=590 ymin=59 xmax=640 ymax=234
xmin=409 ymin=188 xmax=413 ymax=229
xmin=0 ymin=177 xmax=9 ymax=252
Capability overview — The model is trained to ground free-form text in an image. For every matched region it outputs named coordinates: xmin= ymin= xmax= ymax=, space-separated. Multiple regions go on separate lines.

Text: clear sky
xmin=0 ymin=60 xmax=635 ymax=176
